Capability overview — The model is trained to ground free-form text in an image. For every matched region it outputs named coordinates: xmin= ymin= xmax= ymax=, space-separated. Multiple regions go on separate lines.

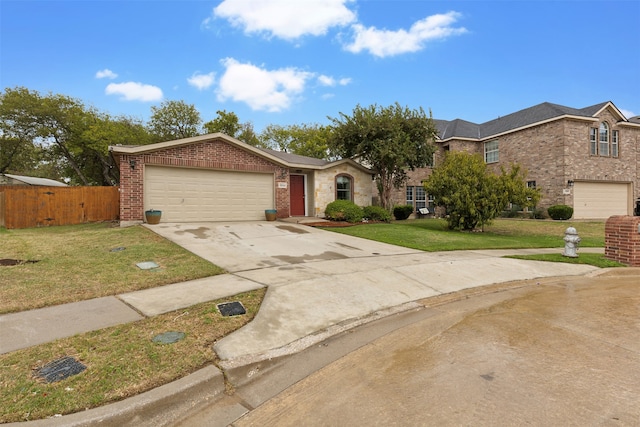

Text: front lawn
xmin=0 ymin=222 xmax=225 ymax=314
xmin=322 ymin=218 xmax=605 ymax=251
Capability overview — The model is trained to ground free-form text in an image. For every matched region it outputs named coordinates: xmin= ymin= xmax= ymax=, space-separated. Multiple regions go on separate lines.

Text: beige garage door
xmin=144 ymin=166 xmax=274 ymax=222
xmin=573 ymin=182 xmax=630 ymax=219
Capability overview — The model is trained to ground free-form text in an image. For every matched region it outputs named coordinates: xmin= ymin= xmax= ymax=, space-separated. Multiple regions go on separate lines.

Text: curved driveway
xmin=147 ymin=222 xmax=601 ymax=367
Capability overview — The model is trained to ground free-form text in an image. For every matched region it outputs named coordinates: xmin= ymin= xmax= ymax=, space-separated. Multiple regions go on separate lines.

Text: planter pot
xmin=264 ymin=209 xmax=277 ymax=221
xmin=145 ymin=210 xmax=162 ymax=224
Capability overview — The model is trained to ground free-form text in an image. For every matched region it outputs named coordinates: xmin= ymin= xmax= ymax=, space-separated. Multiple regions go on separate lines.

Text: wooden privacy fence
xmin=0 ymin=186 xmax=119 ymax=229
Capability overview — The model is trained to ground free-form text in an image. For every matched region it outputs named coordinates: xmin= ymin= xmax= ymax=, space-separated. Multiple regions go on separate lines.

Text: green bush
xmin=363 ymin=205 xmax=392 ymax=222
xmin=547 ymin=204 xmax=573 ymax=220
xmin=325 ymin=200 xmax=364 ymax=223
xmin=393 ymin=204 xmax=414 ymax=220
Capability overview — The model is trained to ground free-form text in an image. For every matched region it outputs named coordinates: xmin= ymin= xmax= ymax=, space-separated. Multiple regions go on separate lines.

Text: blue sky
xmin=2 ymin=0 xmax=639 ymax=133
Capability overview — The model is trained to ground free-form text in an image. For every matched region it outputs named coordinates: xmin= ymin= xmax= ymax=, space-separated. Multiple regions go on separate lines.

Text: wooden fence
xmin=0 ymin=186 xmax=119 ymax=229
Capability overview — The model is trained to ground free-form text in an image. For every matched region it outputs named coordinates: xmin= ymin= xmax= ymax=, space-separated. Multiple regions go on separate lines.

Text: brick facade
xmin=605 ymin=216 xmax=640 ymax=266
xmin=388 ymin=104 xmax=640 ymax=218
xmin=117 ymin=139 xmax=288 ymax=223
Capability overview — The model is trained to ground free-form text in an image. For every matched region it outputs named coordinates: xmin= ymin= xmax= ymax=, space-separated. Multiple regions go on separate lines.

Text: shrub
xmin=393 ymin=204 xmax=414 ymax=220
xmin=547 ymin=205 xmax=573 ymax=220
xmin=325 ymin=200 xmax=364 ymax=223
xmin=363 ymin=205 xmax=392 ymax=222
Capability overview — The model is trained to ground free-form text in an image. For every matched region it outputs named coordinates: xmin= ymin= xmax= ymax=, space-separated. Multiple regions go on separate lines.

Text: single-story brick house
xmin=395 ymin=101 xmax=640 ymax=219
xmin=110 ymin=133 xmax=373 ymax=225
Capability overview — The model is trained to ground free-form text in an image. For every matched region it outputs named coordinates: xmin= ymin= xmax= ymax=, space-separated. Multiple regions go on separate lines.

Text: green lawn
xmin=322 ymin=218 xmax=606 ymax=251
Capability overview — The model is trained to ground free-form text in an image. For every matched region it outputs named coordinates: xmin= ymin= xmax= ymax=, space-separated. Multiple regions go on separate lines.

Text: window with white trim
xmin=405 ymin=186 xmax=414 ymax=206
xmin=589 ymin=128 xmax=597 ymax=155
xmin=336 ymin=174 xmax=352 ymax=201
xmin=591 ymin=123 xmax=619 ymax=157
xmin=415 ymin=186 xmax=426 ymax=210
xmin=484 ymin=140 xmax=499 ymax=163
xmin=599 ymin=122 xmax=610 ymax=156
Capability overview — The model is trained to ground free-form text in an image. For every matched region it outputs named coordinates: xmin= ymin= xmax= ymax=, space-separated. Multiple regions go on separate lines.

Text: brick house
xmin=110 ymin=133 xmax=373 ymax=226
xmin=393 ymin=101 xmax=640 ymax=219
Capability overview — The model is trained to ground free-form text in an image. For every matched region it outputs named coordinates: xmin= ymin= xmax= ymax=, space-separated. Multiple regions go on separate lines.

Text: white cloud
xmin=344 ymin=11 xmax=467 ymax=57
xmin=105 ymin=82 xmax=163 ymax=102
xmin=95 ymin=69 xmax=118 ymax=79
xmin=187 ymin=72 xmax=216 ymax=90
xmin=213 ymin=0 xmax=356 ymax=40
xmin=216 ymin=58 xmax=313 ymax=112
xmin=620 ymin=109 xmax=637 ymax=119
xmin=318 ymin=74 xmax=351 ymax=87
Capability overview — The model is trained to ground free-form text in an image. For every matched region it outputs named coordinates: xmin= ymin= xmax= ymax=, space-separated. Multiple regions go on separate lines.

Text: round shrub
xmin=325 ymin=200 xmax=364 ymax=223
xmin=363 ymin=205 xmax=392 ymax=222
xmin=547 ymin=204 xmax=573 ymax=220
xmin=393 ymin=204 xmax=414 ymax=220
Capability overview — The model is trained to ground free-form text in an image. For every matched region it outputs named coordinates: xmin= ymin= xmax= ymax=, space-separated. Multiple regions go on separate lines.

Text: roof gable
xmin=109 ymin=133 xmax=370 ymax=172
xmin=436 ymin=101 xmax=624 ymax=141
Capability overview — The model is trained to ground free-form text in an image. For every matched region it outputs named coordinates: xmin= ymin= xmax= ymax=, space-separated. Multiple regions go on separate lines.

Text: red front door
xmin=290 ymin=175 xmax=305 ymax=216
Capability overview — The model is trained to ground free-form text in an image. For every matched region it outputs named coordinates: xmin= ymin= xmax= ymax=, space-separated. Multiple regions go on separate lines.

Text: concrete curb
xmin=6 ymin=366 xmax=225 ymax=427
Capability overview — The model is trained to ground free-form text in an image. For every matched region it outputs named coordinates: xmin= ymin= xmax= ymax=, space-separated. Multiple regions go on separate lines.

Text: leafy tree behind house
xmin=203 ymin=110 xmax=262 ymax=146
xmin=424 ymin=151 xmax=540 ymax=230
xmin=149 ymin=100 xmax=202 ymax=141
xmin=328 ymin=102 xmax=437 ymax=210
xmin=0 ymin=86 xmax=154 ymax=185
xmin=260 ymin=123 xmax=333 ymax=159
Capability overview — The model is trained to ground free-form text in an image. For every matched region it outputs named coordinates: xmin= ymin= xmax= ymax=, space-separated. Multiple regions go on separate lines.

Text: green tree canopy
xmin=149 ymin=100 xmax=202 ymax=141
xmin=203 ymin=110 xmax=262 ymax=146
xmin=424 ymin=152 xmax=540 ymax=230
xmin=328 ymin=103 xmax=437 ymax=210
xmin=260 ymin=123 xmax=332 ymax=159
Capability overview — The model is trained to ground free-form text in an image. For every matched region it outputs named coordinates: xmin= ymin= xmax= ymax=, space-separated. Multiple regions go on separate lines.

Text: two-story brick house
xmin=397 ymin=101 xmax=640 ymax=219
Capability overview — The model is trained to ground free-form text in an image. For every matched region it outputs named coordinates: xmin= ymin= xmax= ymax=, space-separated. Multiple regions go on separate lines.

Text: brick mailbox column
xmin=605 ymin=215 xmax=640 ymax=267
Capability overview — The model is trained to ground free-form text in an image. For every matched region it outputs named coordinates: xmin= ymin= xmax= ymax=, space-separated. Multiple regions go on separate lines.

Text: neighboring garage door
xmin=144 ymin=166 xmax=274 ymax=222
xmin=573 ymin=182 xmax=630 ymax=219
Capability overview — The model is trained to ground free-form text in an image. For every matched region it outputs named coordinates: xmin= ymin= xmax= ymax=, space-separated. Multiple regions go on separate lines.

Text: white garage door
xmin=573 ymin=182 xmax=630 ymax=219
xmin=144 ymin=166 xmax=274 ymax=222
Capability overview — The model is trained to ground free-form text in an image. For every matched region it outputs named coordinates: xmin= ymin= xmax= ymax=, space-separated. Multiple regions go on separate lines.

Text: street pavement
xmin=1 ymin=220 xmax=622 ymax=426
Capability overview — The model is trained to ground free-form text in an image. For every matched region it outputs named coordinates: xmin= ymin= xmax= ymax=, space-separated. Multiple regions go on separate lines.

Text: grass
xmin=322 ymin=218 xmax=606 ymax=251
xmin=0 ymin=289 xmax=265 ymax=423
xmin=0 ymin=222 xmax=225 ymax=314
xmin=506 ymin=253 xmax=625 ymax=268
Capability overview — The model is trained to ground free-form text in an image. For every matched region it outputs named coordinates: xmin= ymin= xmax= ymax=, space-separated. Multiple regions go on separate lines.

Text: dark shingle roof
xmin=258 ymin=147 xmax=329 ymax=167
xmin=436 ymin=101 xmax=613 ymax=141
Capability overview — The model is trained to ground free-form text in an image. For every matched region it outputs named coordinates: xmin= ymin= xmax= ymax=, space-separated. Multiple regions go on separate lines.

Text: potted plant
xmin=264 ymin=209 xmax=277 ymax=221
xmin=145 ymin=209 xmax=162 ymax=224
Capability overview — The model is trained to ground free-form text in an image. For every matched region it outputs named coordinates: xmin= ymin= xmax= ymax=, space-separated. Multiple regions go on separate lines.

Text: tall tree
xmin=328 ymin=103 xmax=437 ymax=210
xmin=203 ymin=110 xmax=262 ymax=146
xmin=82 ymin=112 xmax=152 ymax=185
xmin=260 ymin=123 xmax=332 ymax=159
xmin=149 ymin=100 xmax=201 ymax=141
xmin=424 ymin=152 xmax=540 ymax=230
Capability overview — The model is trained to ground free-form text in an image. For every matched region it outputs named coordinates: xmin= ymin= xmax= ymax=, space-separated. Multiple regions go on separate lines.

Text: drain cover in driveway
xmin=217 ymin=301 xmax=246 ymax=316
xmin=35 ymin=356 xmax=86 ymax=383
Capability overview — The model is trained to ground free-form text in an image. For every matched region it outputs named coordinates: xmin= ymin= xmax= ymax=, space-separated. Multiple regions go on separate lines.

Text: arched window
xmin=599 ymin=122 xmax=610 ymax=156
xmin=335 ymin=174 xmax=353 ymax=201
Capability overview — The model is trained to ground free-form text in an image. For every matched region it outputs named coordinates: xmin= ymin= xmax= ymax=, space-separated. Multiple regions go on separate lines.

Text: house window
xmin=589 ymin=128 xmax=598 ymax=155
xmin=484 ymin=140 xmax=499 ymax=163
xmin=406 ymin=186 xmax=414 ymax=206
xmin=612 ymin=130 xmax=619 ymax=157
xmin=527 ymin=180 xmax=536 ymax=189
xmin=406 ymin=185 xmax=429 ymax=212
xmin=599 ymin=122 xmax=610 ymax=156
xmin=335 ymin=174 xmax=352 ymax=201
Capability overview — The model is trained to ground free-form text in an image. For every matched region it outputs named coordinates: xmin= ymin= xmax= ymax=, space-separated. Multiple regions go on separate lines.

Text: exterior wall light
xmin=567 ymin=179 xmax=574 ymax=187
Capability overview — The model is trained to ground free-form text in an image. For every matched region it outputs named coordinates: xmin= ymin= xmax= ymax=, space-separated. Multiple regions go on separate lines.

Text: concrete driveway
xmin=147 ymin=222 xmax=601 ymax=367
